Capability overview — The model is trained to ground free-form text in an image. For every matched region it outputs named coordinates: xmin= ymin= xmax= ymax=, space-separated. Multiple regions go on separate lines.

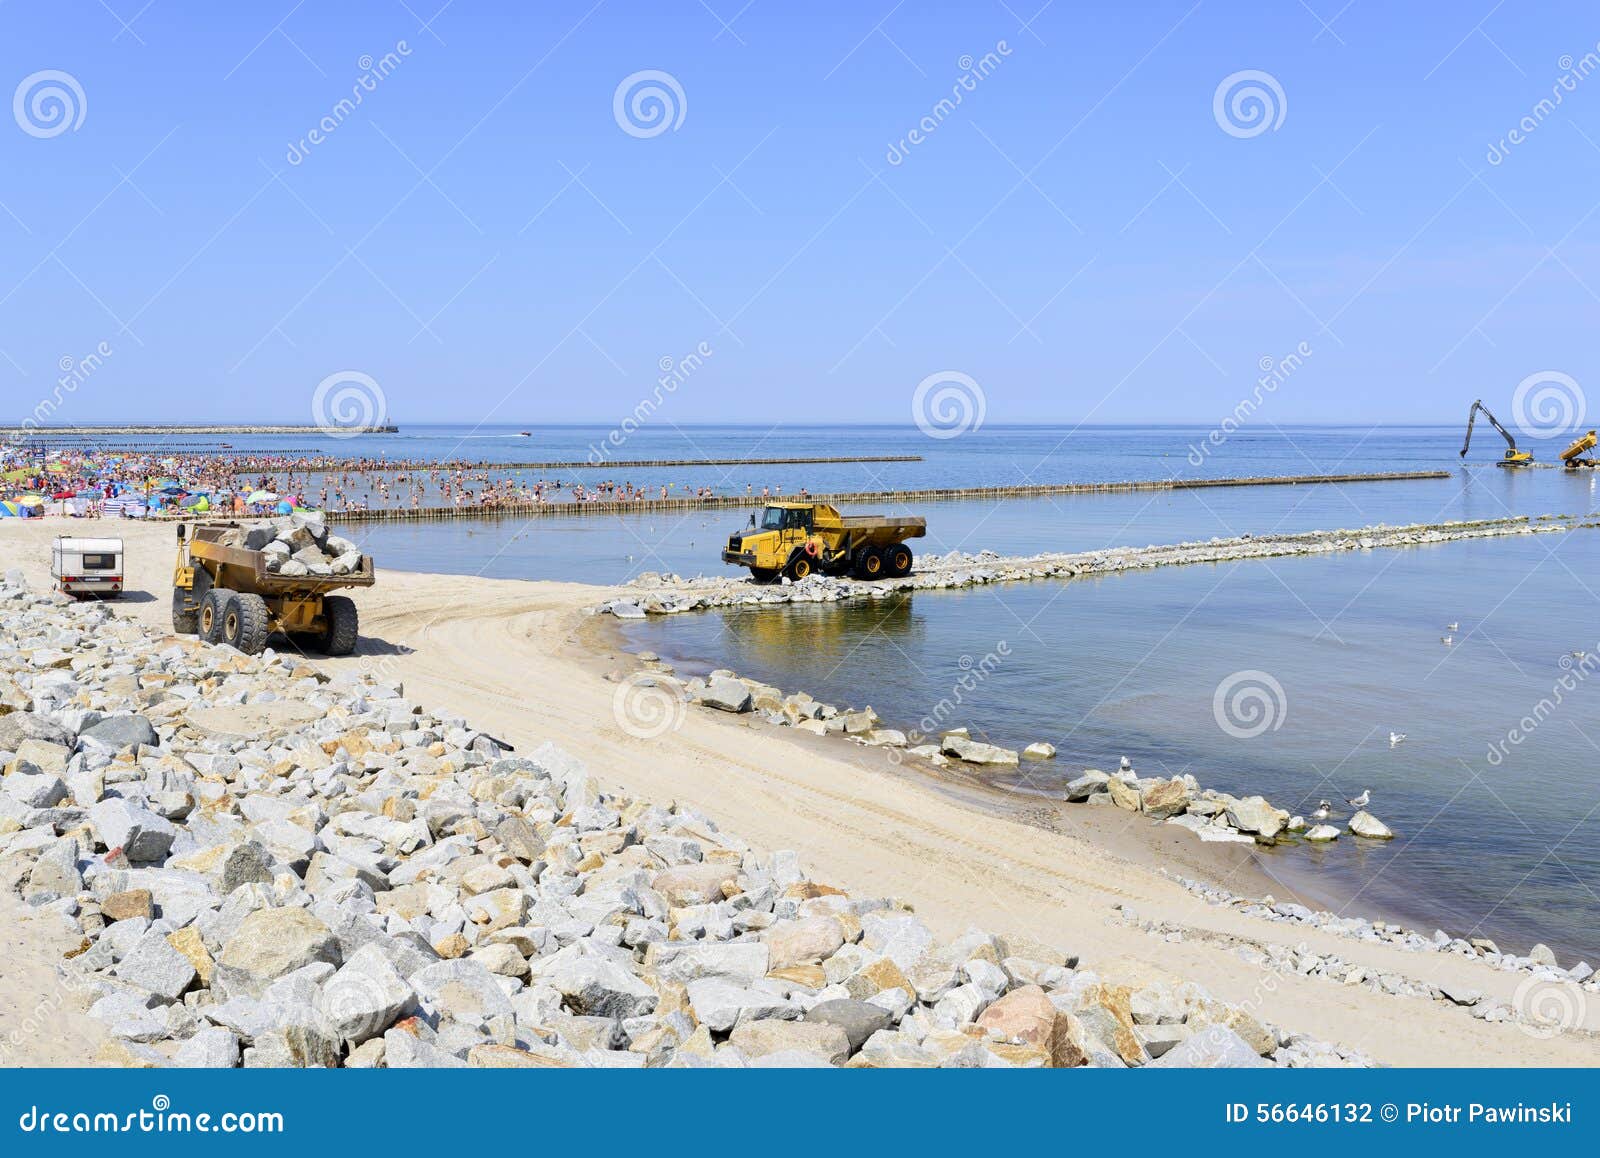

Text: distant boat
xmin=518 ymin=431 xmax=532 ymax=437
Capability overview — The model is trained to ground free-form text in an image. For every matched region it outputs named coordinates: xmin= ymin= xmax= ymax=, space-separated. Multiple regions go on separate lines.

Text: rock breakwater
xmin=597 ymin=516 xmax=1584 ymax=619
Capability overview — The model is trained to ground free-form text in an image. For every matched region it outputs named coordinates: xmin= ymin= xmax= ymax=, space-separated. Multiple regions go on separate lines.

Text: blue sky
xmin=2 ymin=1 xmax=1599 ymax=426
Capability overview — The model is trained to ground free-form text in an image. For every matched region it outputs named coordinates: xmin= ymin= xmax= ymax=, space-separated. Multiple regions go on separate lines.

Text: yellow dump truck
xmin=722 ymin=501 xmax=926 ymax=582
xmin=171 ymin=522 xmax=374 ymax=655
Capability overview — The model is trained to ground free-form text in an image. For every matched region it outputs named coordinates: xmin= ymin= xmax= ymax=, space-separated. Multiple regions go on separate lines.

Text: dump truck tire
xmin=855 ymin=546 xmax=885 ymax=579
xmin=749 ymin=567 xmax=780 ymax=584
xmin=785 ymin=554 xmax=814 ymax=581
xmin=321 ymin=596 xmax=359 ymax=656
xmin=225 ymin=593 xmax=271 ymax=655
xmin=199 ymin=588 xmax=234 ymax=644
xmin=886 ymin=544 xmax=914 ymax=577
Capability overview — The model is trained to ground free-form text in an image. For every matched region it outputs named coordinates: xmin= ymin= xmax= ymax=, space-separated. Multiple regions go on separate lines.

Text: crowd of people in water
xmin=2 ymin=444 xmax=800 ymax=517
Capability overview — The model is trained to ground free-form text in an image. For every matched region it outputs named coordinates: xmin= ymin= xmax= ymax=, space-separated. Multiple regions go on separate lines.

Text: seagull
xmin=1347 ymin=789 xmax=1371 ymax=809
xmin=1388 ymin=731 xmax=1406 ymax=747
xmin=1441 ymin=634 xmax=1454 ymax=646
xmin=1119 ymin=756 xmax=1132 ymax=772
xmin=1311 ymin=800 xmax=1332 ymax=821
xmin=1446 ymin=622 xmax=1458 ymax=631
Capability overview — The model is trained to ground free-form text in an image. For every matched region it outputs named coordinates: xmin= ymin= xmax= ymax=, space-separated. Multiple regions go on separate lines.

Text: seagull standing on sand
xmin=1389 ymin=731 xmax=1406 ymax=747
xmin=1347 ymin=789 xmax=1371 ymax=809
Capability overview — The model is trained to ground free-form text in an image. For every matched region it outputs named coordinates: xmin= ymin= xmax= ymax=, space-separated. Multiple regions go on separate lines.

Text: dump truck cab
xmin=722 ymin=501 xmax=925 ymax=583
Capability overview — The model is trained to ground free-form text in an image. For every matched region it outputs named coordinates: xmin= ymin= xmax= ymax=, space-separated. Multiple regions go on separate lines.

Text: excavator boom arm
xmin=1461 ymin=400 xmax=1519 ymax=458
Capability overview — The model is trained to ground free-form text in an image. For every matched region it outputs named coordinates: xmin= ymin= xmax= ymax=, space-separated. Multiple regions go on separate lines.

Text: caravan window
xmin=83 ymin=553 xmax=116 ymax=570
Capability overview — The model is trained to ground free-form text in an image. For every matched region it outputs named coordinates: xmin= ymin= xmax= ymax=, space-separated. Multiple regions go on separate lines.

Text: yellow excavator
xmin=1460 ymin=400 xmax=1534 ymax=467
xmin=1561 ymin=429 xmax=1598 ymax=469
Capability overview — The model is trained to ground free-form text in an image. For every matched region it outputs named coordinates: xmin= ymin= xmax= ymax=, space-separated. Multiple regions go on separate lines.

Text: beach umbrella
xmin=17 ymin=495 xmax=44 ymax=507
xmin=179 ymin=494 xmax=207 ymax=509
xmin=246 ymin=490 xmax=277 ymax=504
xmin=0 ymin=502 xmax=18 ymax=517
xmin=274 ymin=500 xmax=293 ymax=515
xmin=51 ymin=490 xmax=75 ymax=500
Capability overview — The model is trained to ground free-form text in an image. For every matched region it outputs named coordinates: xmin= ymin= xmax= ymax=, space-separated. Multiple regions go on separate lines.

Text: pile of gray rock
xmin=0 ymin=571 xmax=1365 ymax=1068
xmin=597 ymin=516 xmax=1576 ymax=619
xmin=218 ymin=515 xmax=363 ymax=578
xmin=1167 ymin=874 xmax=1596 ymax=990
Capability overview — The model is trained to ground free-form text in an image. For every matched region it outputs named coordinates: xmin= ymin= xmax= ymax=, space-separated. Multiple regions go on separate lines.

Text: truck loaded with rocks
xmin=170 ymin=515 xmax=373 ymax=656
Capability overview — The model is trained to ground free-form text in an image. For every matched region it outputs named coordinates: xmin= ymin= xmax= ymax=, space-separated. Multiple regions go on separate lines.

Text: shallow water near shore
xmin=616 ymin=532 xmax=1600 ymax=964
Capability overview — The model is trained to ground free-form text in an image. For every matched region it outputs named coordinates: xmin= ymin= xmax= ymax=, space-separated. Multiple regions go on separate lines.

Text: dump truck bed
xmin=188 ymin=525 xmax=375 ymax=596
xmin=834 ymin=514 xmax=927 ymax=534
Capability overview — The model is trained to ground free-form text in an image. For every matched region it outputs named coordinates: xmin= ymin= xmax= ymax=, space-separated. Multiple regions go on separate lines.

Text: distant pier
xmin=319 ymin=469 xmax=1453 ymax=524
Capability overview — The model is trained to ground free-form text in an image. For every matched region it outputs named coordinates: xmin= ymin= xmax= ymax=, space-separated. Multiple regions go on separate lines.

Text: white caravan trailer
xmin=50 ymin=536 xmax=125 ymax=598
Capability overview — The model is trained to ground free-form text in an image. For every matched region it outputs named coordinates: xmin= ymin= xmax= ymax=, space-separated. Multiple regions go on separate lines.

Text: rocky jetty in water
xmin=595 ymin=516 xmax=1582 ymax=619
xmin=0 ymin=570 xmax=1370 ymax=1068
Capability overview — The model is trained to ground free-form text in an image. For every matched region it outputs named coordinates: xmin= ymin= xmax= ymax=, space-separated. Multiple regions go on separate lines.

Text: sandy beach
xmin=3 ymin=515 xmax=1595 ymax=1066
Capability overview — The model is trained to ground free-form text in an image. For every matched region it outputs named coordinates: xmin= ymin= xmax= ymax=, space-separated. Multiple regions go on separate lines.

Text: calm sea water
xmin=81 ymin=423 xmax=1600 ymax=957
